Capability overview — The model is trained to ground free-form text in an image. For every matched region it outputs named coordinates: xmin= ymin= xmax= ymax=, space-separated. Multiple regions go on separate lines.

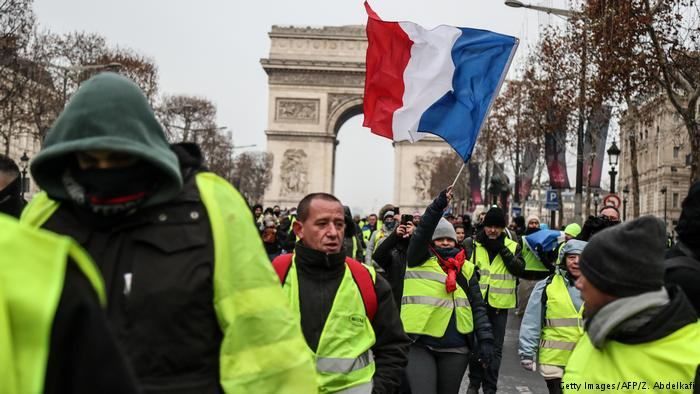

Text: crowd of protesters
xmin=0 ymin=72 xmax=699 ymax=394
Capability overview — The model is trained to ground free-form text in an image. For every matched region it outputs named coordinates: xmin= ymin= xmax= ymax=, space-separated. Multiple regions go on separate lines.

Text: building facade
xmin=618 ymin=95 xmax=691 ymax=234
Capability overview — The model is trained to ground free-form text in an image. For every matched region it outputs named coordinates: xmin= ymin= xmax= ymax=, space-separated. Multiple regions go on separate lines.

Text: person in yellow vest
xmin=20 ymin=73 xmax=316 ymax=394
xmin=562 ymin=216 xmax=700 ymax=393
xmin=466 ymin=206 xmax=527 ymax=394
xmin=404 ymin=187 xmax=494 ymax=394
xmin=362 ymin=213 xmax=379 ymax=244
xmin=0 ymin=213 xmax=138 ymax=393
xmin=280 ymin=192 xmax=410 ymax=393
xmin=365 ymin=210 xmax=396 ymax=266
xmin=518 ymin=240 xmax=587 ymax=394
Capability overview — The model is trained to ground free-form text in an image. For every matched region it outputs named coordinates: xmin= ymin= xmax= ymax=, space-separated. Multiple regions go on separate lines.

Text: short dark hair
xmin=368 ymin=214 xmax=377 ymax=219
xmin=297 ymin=193 xmax=342 ymax=221
xmin=0 ymin=154 xmax=20 ymax=177
xmin=252 ymin=203 xmax=263 ymax=211
xmin=454 ymin=223 xmax=465 ymax=231
xmin=599 ymin=205 xmax=620 ymax=217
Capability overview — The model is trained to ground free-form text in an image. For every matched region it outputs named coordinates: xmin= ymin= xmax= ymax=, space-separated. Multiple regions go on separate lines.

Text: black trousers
xmin=546 ymin=378 xmax=563 ymax=394
xmin=467 ymin=306 xmax=508 ymax=393
xmin=406 ymin=344 xmax=470 ymax=394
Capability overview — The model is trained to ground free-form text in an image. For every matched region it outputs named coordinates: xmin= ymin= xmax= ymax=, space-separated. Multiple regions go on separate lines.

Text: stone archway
xmin=261 ymin=25 xmax=452 ymax=211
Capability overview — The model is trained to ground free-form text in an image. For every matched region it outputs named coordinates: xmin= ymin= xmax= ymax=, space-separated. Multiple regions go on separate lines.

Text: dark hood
xmin=31 ymin=72 xmax=182 ymax=207
xmin=0 ymin=175 xmax=26 ymax=217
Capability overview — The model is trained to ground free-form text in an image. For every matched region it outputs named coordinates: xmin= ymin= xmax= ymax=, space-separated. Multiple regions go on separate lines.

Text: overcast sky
xmin=34 ymin=0 xmax=576 ymax=214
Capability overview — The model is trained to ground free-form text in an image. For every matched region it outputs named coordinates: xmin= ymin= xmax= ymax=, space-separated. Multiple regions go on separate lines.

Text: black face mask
xmin=67 ymin=160 xmax=160 ymax=215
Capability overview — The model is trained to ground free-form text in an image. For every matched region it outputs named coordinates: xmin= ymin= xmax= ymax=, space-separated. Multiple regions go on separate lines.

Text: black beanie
xmin=580 ymin=216 xmax=666 ymax=298
xmin=676 ymin=181 xmax=700 ymax=255
xmin=483 ymin=207 xmax=506 ymax=228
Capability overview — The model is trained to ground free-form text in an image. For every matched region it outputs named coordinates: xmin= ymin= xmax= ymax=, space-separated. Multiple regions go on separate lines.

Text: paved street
xmin=460 ymin=310 xmax=548 ymax=394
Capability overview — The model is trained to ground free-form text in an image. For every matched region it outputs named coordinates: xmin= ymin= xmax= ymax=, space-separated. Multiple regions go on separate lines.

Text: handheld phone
xmin=401 ymin=214 xmax=413 ymax=225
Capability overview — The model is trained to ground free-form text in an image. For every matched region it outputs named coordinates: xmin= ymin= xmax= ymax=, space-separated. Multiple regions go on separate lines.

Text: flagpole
xmin=450 ymin=163 xmax=466 ymax=189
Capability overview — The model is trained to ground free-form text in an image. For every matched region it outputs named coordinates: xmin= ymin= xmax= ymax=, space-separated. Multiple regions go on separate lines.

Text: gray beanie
xmin=562 ymin=239 xmax=587 ymax=255
xmin=580 ymin=216 xmax=666 ymax=298
xmin=432 ymin=218 xmax=457 ymax=242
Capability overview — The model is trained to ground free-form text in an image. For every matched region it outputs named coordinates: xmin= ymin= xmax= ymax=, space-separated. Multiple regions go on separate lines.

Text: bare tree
xmin=232 ymin=151 xmax=272 ymax=205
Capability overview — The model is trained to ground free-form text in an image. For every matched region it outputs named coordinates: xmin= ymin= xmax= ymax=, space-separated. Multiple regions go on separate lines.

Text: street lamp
xmin=660 ymin=186 xmax=668 ymax=228
xmin=504 ymin=0 xmax=586 ymax=224
xmin=607 ymin=140 xmax=621 ymax=194
xmin=593 ymin=190 xmax=600 ymax=214
xmin=19 ymin=151 xmax=29 ymax=200
xmin=622 ymin=185 xmax=629 ymax=221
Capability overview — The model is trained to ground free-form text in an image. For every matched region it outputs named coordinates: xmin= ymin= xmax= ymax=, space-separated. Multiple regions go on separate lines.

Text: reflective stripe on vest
xmin=538 ymin=274 xmax=584 ymax=367
xmin=562 ymin=322 xmax=700 ymax=392
xmin=317 ymin=351 xmax=374 ymax=374
xmin=539 ymin=339 xmax=576 ymax=351
xmin=283 ymin=255 xmax=376 ymax=393
xmin=471 ymin=239 xmax=519 ymax=309
xmin=401 ymin=256 xmax=475 ymax=337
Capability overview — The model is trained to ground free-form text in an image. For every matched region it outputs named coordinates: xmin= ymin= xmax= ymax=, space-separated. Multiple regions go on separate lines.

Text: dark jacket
xmin=46 ymin=260 xmax=140 ymax=394
xmin=406 ymin=192 xmax=494 ymax=348
xmin=42 ymin=146 xmax=223 ymax=393
xmin=665 ymin=242 xmax=700 ymax=317
xmin=0 ymin=175 xmax=26 ymax=217
xmin=294 ymin=242 xmax=410 ymax=394
xmin=372 ymin=230 xmax=409 ymax=309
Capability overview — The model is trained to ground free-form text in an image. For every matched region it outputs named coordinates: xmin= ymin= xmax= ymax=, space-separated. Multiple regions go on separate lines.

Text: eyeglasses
xmin=600 ymin=215 xmax=620 ymax=223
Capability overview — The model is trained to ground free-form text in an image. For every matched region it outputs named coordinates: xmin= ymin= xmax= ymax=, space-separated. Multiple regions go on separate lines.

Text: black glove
xmin=479 ymin=340 xmax=494 ymax=367
xmin=499 ymin=245 xmax=514 ymax=261
xmin=434 ymin=190 xmax=449 ymax=210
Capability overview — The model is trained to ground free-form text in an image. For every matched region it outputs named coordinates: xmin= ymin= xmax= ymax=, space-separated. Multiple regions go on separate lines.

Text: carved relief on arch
xmin=275 ymin=98 xmax=320 ymax=124
xmin=280 ymin=149 xmax=309 ymax=196
xmin=326 ymin=93 xmax=363 ymax=134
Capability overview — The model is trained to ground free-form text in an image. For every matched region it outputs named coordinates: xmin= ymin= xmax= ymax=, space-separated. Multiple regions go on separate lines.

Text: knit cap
xmin=483 ymin=207 xmax=506 ymax=228
xmin=580 ymin=216 xmax=666 ymax=297
xmin=432 ymin=218 xmax=457 ymax=242
xmin=562 ymin=239 xmax=587 ymax=255
xmin=564 ymin=223 xmax=582 ymax=238
xmin=526 ymin=215 xmax=540 ymax=225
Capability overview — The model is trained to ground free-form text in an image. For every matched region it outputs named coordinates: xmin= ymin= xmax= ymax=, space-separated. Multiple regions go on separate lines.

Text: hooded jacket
xmin=31 ymin=72 xmax=182 ymax=208
xmin=23 ymin=73 xmax=317 ymax=394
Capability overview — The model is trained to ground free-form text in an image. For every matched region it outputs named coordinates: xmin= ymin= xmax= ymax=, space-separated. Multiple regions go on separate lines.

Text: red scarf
xmin=430 ymin=247 xmax=466 ymax=293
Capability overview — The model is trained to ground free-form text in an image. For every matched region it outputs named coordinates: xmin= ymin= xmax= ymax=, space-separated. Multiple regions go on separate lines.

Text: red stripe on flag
xmin=362 ymin=2 xmax=413 ymax=140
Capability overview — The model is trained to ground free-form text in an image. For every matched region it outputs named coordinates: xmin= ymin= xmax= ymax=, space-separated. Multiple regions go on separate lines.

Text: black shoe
xmin=466 ymin=386 xmax=480 ymax=394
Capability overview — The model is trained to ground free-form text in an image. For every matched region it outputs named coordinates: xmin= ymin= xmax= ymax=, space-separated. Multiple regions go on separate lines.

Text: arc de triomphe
xmin=261 ymin=25 xmax=452 ymax=212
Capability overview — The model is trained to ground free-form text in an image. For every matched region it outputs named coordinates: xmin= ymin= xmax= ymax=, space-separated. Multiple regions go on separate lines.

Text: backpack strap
xmin=271 ymin=253 xmax=294 ymax=284
xmin=345 ymin=258 xmax=378 ymax=322
xmin=539 ymin=274 xmax=556 ymax=329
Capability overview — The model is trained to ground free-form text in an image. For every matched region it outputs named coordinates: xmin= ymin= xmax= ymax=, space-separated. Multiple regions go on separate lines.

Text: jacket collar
xmin=294 ymin=242 xmax=346 ymax=272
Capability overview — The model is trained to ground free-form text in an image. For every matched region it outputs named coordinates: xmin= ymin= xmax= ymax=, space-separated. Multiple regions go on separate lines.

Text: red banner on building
xmin=545 ymin=127 xmax=570 ymax=189
xmin=517 ymin=142 xmax=539 ymax=201
xmin=469 ymin=162 xmax=483 ymax=206
xmin=582 ymin=105 xmax=612 ymax=188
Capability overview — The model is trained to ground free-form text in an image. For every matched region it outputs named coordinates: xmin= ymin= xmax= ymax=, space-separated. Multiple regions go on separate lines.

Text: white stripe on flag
xmin=392 ymin=23 xmax=461 ymax=142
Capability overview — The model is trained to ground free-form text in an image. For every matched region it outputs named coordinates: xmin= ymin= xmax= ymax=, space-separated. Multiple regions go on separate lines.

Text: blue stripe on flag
xmin=417 ymin=28 xmax=518 ymax=162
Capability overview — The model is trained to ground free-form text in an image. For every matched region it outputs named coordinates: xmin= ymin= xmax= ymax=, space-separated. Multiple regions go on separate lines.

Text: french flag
xmin=362 ymin=2 xmax=518 ymax=162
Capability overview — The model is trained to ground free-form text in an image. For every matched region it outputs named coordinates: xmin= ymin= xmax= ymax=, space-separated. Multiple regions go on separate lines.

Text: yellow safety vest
xmin=282 ymin=256 xmax=376 ymax=394
xmin=538 ymin=274 xmax=584 ymax=366
xmin=471 ymin=238 xmax=518 ymax=309
xmin=401 ymin=256 xmax=475 ymax=337
xmin=21 ymin=172 xmax=318 ymax=394
xmin=0 ymin=214 xmax=105 ymax=394
xmin=563 ymin=322 xmax=700 ymax=393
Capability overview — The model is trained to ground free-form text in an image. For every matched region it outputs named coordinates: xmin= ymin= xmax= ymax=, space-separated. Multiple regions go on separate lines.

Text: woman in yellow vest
xmin=402 ymin=188 xmax=494 ymax=394
xmin=518 ymin=240 xmax=587 ymax=394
